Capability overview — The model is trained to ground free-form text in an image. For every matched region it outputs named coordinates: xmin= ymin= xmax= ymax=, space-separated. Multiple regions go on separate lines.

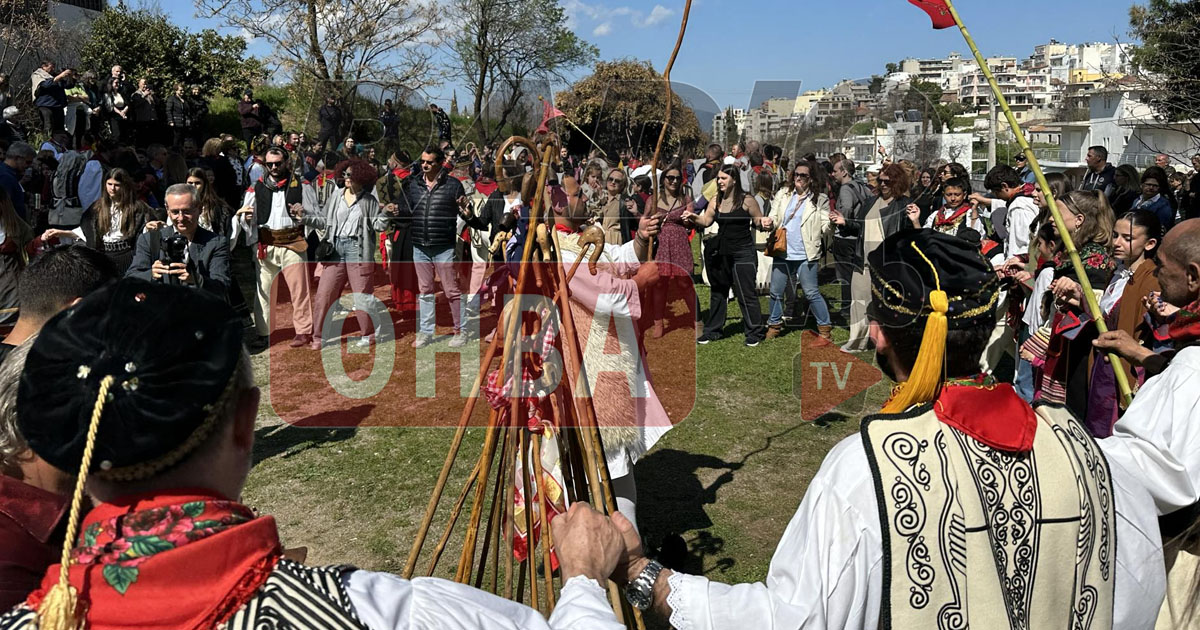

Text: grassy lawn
xmin=242 ymin=250 xmax=896 ymax=594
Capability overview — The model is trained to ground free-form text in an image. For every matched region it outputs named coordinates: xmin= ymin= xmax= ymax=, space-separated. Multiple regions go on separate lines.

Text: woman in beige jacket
xmin=765 ymin=160 xmax=833 ymax=340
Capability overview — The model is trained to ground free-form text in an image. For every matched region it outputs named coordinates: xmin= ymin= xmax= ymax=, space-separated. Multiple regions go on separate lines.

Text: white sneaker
xmin=412 ymin=334 xmax=433 ymax=349
xmin=354 ymin=336 xmax=373 ymax=349
xmin=448 ymin=333 xmax=467 ymax=348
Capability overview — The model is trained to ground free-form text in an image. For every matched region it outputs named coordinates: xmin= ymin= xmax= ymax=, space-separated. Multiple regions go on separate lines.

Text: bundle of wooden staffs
xmin=400 ymin=136 xmax=646 ymax=629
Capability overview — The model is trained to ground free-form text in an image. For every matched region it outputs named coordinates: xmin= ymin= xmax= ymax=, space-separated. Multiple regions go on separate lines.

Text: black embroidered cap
xmin=866 ymin=228 xmax=1001 ymax=330
xmin=17 ymin=278 xmax=243 ymax=476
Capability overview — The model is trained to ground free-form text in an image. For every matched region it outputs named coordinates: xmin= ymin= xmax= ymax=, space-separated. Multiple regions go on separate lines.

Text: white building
xmin=1039 ymin=86 xmax=1198 ymax=170
xmin=899 ymin=52 xmax=967 ymax=91
xmin=50 ymin=0 xmax=104 ymax=30
xmin=711 ymin=108 xmax=747 ymax=146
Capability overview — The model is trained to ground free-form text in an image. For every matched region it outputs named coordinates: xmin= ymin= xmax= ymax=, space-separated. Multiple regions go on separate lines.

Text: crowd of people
xmin=3 ymin=71 xmax=1200 ymax=629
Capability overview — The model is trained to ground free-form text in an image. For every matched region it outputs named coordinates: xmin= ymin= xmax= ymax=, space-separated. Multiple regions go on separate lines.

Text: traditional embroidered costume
xmin=1 ymin=279 xmax=625 ymax=630
xmin=658 ymin=230 xmax=1163 ymax=630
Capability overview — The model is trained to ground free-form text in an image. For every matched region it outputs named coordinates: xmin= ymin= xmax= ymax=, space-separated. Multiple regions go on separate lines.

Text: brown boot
xmin=766 ymin=324 xmax=783 ymax=340
xmin=818 ymin=325 xmax=833 ymax=341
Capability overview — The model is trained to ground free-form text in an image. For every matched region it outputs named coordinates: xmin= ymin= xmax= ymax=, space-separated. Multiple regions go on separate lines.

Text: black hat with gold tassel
xmin=866 ymin=229 xmax=1001 ymax=414
xmin=16 ymin=279 xmax=243 ymax=629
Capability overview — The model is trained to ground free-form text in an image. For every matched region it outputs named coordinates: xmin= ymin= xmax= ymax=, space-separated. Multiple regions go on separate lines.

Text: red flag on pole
xmin=908 ymin=0 xmax=955 ymax=29
xmin=536 ymin=98 xmax=565 ymax=134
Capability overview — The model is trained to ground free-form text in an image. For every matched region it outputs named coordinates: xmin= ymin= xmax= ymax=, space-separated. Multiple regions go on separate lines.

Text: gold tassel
xmin=37 ymin=374 xmax=115 ymax=630
xmin=881 ymin=244 xmax=948 ymax=414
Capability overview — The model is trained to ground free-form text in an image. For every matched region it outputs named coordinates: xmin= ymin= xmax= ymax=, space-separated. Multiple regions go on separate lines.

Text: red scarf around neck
xmin=27 ymin=489 xmax=282 ymax=630
xmin=1168 ymin=297 xmax=1200 ymax=345
xmin=933 ymin=203 xmax=971 ymax=228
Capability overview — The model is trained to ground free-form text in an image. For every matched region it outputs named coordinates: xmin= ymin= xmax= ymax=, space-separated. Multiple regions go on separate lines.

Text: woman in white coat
xmin=764 ymin=160 xmax=832 ymax=340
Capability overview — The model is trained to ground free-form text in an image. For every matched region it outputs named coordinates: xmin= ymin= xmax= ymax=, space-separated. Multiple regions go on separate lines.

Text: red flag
xmin=536 ymin=99 xmax=565 ymax=134
xmin=908 ymin=0 xmax=955 ymax=29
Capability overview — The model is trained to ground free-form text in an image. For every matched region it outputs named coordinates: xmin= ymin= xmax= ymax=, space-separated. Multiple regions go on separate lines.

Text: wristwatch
xmin=625 ymin=559 xmax=664 ymax=611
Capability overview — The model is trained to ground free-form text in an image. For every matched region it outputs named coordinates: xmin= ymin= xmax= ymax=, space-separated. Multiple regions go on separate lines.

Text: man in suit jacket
xmin=126 ymin=183 xmax=231 ymax=296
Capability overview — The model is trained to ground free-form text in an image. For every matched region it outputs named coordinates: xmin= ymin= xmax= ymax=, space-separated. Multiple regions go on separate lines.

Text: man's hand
xmin=968 ymin=192 xmax=991 ymax=206
xmin=151 ymin=261 xmax=192 ymax=284
xmin=612 ymin=512 xmax=647 ymax=586
xmin=551 ymin=503 xmax=625 ymax=583
xmin=144 ymin=221 xmax=165 ymax=232
xmin=236 ymin=205 xmax=254 ymax=221
xmin=288 ymin=203 xmax=304 ymax=219
xmin=633 ymin=262 xmax=660 ymax=290
xmin=457 ymin=196 xmax=473 ymax=219
xmin=829 ymin=209 xmax=846 ymax=226
xmin=637 ymin=213 xmax=663 ymax=241
xmin=151 ymin=259 xmax=169 ymax=280
xmin=384 ymin=203 xmax=400 ymax=216
xmin=1144 ymin=291 xmax=1181 ymax=321
xmin=1093 ymin=330 xmax=1154 ymax=367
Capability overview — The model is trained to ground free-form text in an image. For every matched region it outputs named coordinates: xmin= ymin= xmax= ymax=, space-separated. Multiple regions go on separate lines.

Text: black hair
xmin=1117 ymin=209 xmax=1163 ymax=261
xmin=18 ymin=245 xmax=118 ymax=321
xmin=1088 ymin=145 xmax=1109 ymax=161
xmin=942 ymin=177 xmax=969 ymax=193
xmin=885 ymin=318 xmax=993 ymax=379
xmin=715 ymin=164 xmax=746 ymax=210
xmin=1035 ymin=221 xmax=1059 ymax=247
xmin=983 ymin=165 xmax=1022 ymax=192
xmin=632 ymin=174 xmax=652 ymax=195
xmin=422 ymin=144 xmax=445 ymax=163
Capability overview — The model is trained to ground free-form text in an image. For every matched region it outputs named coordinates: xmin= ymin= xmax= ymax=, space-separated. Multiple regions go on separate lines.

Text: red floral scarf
xmin=932 ymin=204 xmax=971 ymax=229
xmin=27 ymin=490 xmax=282 ymax=630
xmin=1168 ymin=298 xmax=1200 ymax=345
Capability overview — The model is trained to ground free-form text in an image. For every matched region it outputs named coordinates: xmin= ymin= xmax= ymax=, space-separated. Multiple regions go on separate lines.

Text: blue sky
xmin=155 ymin=0 xmax=1138 ymax=112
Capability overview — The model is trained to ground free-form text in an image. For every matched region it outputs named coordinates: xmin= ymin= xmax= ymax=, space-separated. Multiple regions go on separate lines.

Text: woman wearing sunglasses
xmin=764 ymin=160 xmax=832 ymax=341
xmin=649 ymin=164 xmax=696 ymax=338
xmin=832 ymin=162 xmax=912 ymax=352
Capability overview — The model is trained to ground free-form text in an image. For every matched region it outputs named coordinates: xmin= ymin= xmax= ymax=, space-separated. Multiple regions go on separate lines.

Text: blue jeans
xmin=413 ymin=244 xmax=462 ymax=336
xmin=1014 ymin=325 xmax=1034 ymax=402
xmin=767 ymin=258 xmax=830 ymax=327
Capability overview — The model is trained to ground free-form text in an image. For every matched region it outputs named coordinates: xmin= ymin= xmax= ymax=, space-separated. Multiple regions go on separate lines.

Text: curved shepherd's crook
xmin=646 ymin=0 xmax=694 ymax=262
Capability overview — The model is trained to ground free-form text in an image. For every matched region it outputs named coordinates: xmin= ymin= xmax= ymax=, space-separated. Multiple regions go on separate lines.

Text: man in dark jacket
xmin=31 ymin=61 xmax=70 ymax=137
xmin=126 ymin=183 xmax=231 ymax=296
xmin=236 ymin=90 xmax=264 ymax=145
xmin=165 ymin=84 xmax=191 ymax=148
xmin=400 ymin=144 xmax=467 ymax=348
xmin=430 ymin=103 xmax=452 ymax=148
xmin=316 ymin=96 xmax=343 ymax=153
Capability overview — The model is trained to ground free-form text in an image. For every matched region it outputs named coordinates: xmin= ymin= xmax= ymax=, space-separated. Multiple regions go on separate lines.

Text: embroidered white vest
xmin=862 ymin=403 xmax=1116 ymax=630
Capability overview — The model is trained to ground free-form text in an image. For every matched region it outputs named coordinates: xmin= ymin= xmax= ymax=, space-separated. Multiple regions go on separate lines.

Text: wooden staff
xmin=424 ymin=455 xmax=483 ymax=576
xmin=646 ymin=0 xmax=695 ymax=262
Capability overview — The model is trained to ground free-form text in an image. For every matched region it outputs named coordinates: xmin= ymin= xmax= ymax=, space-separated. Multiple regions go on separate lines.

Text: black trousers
xmin=702 ymin=245 xmax=765 ymax=343
xmin=171 ymin=126 xmax=190 ymax=148
xmin=38 ymin=107 xmax=63 ymax=136
xmin=830 ymin=237 xmax=860 ymax=321
xmin=316 ymin=128 xmax=338 ymax=153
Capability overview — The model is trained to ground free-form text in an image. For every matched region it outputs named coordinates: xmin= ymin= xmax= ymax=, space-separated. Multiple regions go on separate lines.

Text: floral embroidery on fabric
xmin=73 ymin=501 xmax=254 ymax=595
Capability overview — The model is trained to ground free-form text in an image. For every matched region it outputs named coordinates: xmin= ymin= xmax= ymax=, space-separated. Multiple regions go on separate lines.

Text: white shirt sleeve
xmin=1104 ymin=347 xmax=1200 ymax=514
xmin=344 ymin=571 xmax=621 ymax=630
xmin=664 ymin=437 xmax=882 ymax=630
xmin=1004 ymin=198 xmax=1038 ymax=260
xmin=79 ymin=160 xmax=102 ymax=211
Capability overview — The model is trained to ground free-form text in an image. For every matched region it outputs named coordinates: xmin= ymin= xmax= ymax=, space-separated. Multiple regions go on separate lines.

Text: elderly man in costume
xmin=565 ymin=229 xmax=1166 ymax=629
xmin=1092 ymin=218 xmax=1200 ymax=627
xmin=0 ymin=279 xmax=631 ymax=630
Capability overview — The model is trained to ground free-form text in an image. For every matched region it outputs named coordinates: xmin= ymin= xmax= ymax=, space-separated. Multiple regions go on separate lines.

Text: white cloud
xmin=566 ymin=1 xmax=674 ymax=36
xmin=640 ymin=5 xmax=674 ymax=27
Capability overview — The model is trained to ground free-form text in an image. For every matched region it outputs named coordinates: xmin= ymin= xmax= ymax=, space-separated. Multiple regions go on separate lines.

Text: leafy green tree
xmin=450 ymin=0 xmax=597 ymax=143
xmin=1128 ymin=0 xmax=1200 ymax=122
xmin=79 ymin=5 xmax=263 ymax=96
xmin=555 ymin=60 xmax=703 ymax=157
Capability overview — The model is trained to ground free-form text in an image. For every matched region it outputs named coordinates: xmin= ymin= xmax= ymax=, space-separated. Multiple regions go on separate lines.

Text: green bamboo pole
xmin=942 ymin=0 xmax=1133 ymax=406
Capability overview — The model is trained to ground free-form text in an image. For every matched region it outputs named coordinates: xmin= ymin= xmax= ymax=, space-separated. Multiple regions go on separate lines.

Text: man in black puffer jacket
xmin=399 ymin=144 xmax=468 ymax=348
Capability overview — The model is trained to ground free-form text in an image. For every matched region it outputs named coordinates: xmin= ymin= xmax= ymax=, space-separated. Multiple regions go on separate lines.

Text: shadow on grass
xmin=252 ymin=407 xmax=368 ymax=465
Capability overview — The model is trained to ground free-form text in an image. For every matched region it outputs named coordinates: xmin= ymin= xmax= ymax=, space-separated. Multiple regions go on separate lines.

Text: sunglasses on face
xmin=879 ymin=178 xmax=892 ymax=185
xmin=794 ymin=173 xmax=810 ymax=180
xmin=607 ymin=177 xmax=624 ymax=184
xmin=266 ymin=161 xmax=285 ymax=168
xmin=419 ymin=159 xmax=437 ymax=165
xmin=664 ymin=175 xmax=681 ymax=182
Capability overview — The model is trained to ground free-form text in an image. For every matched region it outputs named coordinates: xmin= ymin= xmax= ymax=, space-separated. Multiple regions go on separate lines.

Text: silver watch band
xmin=625 ymin=559 xmax=664 ymax=611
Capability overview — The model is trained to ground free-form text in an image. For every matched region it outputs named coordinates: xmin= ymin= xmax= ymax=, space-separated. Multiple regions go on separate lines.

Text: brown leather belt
xmin=259 ymin=226 xmax=308 ymax=253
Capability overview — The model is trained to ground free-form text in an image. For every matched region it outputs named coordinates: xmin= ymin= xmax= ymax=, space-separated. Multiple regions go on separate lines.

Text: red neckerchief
xmin=933 ymin=377 xmax=1037 ymax=452
xmin=933 ymin=203 xmax=971 ymax=228
xmin=553 ymin=223 xmax=575 ymax=235
xmin=1167 ymin=297 xmax=1200 ymax=345
xmin=391 ymin=167 xmax=411 ymax=179
xmin=475 ymin=179 xmax=499 ymax=197
xmin=27 ymin=489 xmax=281 ymax=630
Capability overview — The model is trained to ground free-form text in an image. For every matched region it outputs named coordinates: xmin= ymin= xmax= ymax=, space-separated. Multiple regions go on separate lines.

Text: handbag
xmin=764 ymin=194 xmax=806 ymax=258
